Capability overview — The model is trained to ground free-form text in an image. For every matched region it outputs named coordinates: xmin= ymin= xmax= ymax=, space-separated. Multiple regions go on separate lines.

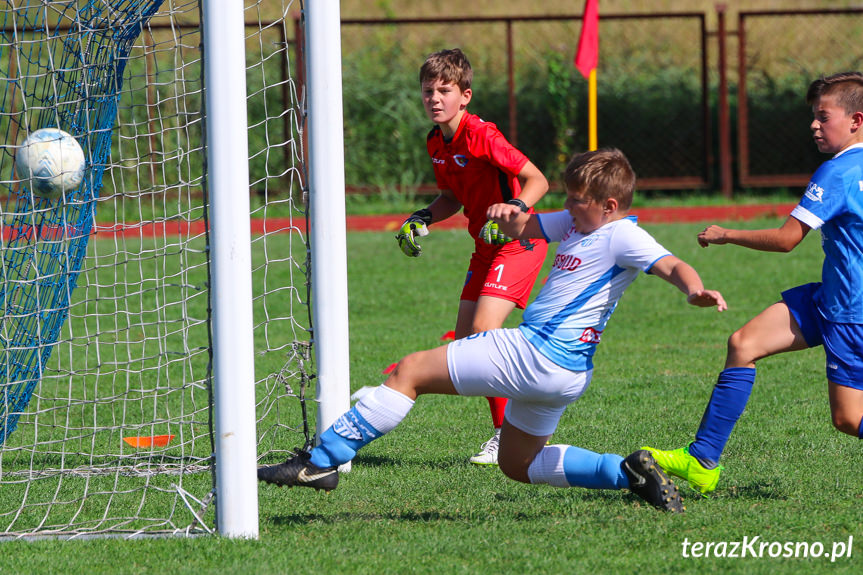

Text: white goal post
xmin=204 ymin=0 xmax=259 ymax=539
xmin=304 ymin=0 xmax=352 ymax=466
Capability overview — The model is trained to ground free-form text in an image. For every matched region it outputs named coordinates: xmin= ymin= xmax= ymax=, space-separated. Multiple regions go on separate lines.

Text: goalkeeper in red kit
xmin=396 ymin=48 xmax=549 ymax=465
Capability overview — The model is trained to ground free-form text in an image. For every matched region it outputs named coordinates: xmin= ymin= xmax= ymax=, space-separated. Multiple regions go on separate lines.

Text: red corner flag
xmin=574 ymin=0 xmax=599 ymax=78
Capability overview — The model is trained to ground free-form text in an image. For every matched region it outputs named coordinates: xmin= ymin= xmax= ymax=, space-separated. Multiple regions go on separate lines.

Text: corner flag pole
xmin=588 ymin=68 xmax=597 ymax=151
xmin=575 ymin=0 xmax=599 ymax=151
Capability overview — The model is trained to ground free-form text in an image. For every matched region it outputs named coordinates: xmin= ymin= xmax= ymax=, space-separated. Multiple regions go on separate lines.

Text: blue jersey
xmin=518 ymin=211 xmax=671 ymax=371
xmin=791 ymin=143 xmax=863 ymax=323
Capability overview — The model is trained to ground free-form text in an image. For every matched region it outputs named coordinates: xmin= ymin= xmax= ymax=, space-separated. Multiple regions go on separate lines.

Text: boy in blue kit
xmin=645 ymin=71 xmax=863 ymax=495
xmin=258 ymin=148 xmax=727 ymax=513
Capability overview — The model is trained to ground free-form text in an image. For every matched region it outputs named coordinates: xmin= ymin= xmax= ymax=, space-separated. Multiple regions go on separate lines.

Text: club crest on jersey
xmin=453 ymin=154 xmax=468 ymax=167
xmin=579 ymin=327 xmax=602 ymax=344
xmin=804 ymin=181 xmax=824 ymax=202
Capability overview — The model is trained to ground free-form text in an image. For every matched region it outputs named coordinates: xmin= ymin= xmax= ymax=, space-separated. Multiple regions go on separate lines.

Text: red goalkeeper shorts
xmin=460 ymin=239 xmax=548 ymax=309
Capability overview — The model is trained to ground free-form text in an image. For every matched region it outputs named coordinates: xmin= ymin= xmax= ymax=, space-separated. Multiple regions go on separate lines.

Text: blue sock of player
xmin=857 ymin=416 xmax=863 ymax=439
xmin=310 ymin=385 xmax=414 ymax=468
xmin=688 ymin=367 xmax=756 ymax=467
xmin=527 ymin=445 xmax=629 ymax=490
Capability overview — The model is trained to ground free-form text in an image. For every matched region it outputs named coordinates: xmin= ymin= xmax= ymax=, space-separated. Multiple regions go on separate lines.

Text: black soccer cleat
xmin=257 ymin=450 xmax=339 ymax=492
xmin=622 ymin=449 xmax=684 ymax=513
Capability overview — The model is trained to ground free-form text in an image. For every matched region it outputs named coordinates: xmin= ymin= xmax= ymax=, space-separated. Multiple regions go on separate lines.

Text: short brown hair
xmin=419 ymin=48 xmax=472 ymax=92
xmin=806 ymin=71 xmax=863 ymax=115
xmin=564 ymin=148 xmax=636 ymax=211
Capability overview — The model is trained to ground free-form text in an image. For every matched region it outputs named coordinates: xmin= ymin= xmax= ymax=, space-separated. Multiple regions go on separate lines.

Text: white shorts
xmin=446 ymin=328 xmax=591 ymax=436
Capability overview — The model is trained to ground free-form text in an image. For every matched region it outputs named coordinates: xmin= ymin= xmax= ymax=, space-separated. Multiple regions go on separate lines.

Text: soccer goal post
xmin=204 ymin=0 xmax=259 ymax=539
xmin=0 ymin=0 xmax=346 ymax=539
xmin=303 ymin=0 xmax=352 ymax=464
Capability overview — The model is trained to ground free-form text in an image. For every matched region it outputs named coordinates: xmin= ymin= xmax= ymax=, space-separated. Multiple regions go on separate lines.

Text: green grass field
xmin=0 ymin=219 xmax=860 ymax=574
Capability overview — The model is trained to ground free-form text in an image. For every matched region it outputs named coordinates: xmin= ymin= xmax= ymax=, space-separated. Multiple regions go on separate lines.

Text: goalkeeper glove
xmin=479 ymin=199 xmax=527 ymax=245
xmin=479 ymin=219 xmax=513 ymax=245
xmin=396 ymin=209 xmax=432 ymax=257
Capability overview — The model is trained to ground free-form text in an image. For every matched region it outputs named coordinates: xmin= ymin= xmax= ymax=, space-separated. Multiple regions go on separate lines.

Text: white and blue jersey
xmin=790 ymin=143 xmax=863 ymax=323
xmin=518 ymin=211 xmax=671 ymax=371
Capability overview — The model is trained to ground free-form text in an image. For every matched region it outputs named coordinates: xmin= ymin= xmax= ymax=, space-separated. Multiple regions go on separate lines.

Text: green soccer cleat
xmin=642 ymin=443 xmax=722 ymax=496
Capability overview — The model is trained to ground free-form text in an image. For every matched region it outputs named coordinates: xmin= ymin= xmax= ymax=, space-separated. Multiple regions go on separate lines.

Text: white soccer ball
xmin=15 ymin=128 xmax=86 ymax=200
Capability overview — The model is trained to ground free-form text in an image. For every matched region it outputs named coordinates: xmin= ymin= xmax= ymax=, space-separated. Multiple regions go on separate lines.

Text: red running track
xmin=338 ymin=203 xmax=798 ymax=232
xmin=6 ymin=203 xmax=797 ymax=240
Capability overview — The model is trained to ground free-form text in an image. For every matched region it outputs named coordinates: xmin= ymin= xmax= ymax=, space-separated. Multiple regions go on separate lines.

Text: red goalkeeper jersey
xmin=427 ymin=112 xmax=531 ymax=244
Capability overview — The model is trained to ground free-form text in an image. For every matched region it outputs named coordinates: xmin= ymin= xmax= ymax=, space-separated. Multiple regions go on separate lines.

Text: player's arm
xmin=512 ymin=160 xmax=549 ymax=209
xmin=649 ymin=255 xmax=727 ymax=311
xmin=396 ymin=189 xmax=463 ymax=257
xmin=480 ymin=160 xmax=547 ymax=245
xmin=480 ymin=202 xmax=544 ymax=243
xmin=426 ymin=188 xmax=463 ymax=222
xmin=697 ymin=215 xmax=810 ymax=252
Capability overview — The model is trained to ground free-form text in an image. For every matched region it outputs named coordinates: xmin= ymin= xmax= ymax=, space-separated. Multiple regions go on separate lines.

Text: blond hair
xmin=564 ymin=148 xmax=636 ymax=211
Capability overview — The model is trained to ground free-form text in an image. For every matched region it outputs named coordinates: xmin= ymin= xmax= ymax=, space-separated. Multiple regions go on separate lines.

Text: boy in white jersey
xmin=259 ymin=148 xmax=727 ymax=513
xmin=645 ymin=71 xmax=863 ymax=496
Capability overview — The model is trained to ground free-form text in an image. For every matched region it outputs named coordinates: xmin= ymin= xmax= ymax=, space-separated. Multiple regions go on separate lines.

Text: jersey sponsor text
xmin=579 ymin=327 xmax=602 ymax=344
xmin=553 ymin=253 xmax=582 ymax=271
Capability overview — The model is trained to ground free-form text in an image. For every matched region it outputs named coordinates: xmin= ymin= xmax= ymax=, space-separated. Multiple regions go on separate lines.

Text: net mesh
xmin=0 ymin=0 xmax=312 ymax=538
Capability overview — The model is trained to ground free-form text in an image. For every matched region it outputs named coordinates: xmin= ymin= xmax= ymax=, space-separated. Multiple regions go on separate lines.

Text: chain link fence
xmin=298 ymin=6 xmax=863 ymax=196
xmin=738 ymin=8 xmax=863 ymax=189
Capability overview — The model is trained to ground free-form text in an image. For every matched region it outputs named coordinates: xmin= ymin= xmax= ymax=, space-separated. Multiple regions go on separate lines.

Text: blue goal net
xmin=0 ymin=0 xmax=165 ymax=444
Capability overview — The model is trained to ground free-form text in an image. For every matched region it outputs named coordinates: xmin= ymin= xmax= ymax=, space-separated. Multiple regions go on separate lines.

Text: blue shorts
xmin=782 ymin=282 xmax=863 ymax=390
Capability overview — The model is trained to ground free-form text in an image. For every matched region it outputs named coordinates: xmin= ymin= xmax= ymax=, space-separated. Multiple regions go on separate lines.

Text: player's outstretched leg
xmin=257 ymin=450 xmax=339 ymax=491
xmin=523 ymin=442 xmax=683 ymax=513
xmin=259 ymin=384 xmax=415 ymax=491
xmin=621 ymin=450 xmax=685 ymax=513
xmin=642 ymin=443 xmax=722 ymax=496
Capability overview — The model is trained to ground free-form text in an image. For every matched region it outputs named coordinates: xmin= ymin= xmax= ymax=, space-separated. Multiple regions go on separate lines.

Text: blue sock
xmin=562 ymin=446 xmax=629 ymax=490
xmin=688 ymin=367 xmax=756 ymax=466
xmin=309 ymin=406 xmax=382 ymax=468
xmin=857 ymin=416 xmax=863 ymax=439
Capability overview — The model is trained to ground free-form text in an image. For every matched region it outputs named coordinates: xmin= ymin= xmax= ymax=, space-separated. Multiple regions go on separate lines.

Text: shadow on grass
xmin=353 ymin=453 xmax=473 ymax=469
xmin=263 ymin=486 xmax=678 ymax=527
xmin=270 ymin=510 xmax=492 ymax=526
xmin=264 ymin=494 xmax=682 ymax=527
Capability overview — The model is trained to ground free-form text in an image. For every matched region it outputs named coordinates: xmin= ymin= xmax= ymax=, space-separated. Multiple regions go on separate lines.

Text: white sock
xmin=354 ymin=385 xmax=414 ymax=434
xmin=527 ymin=444 xmax=570 ymax=487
